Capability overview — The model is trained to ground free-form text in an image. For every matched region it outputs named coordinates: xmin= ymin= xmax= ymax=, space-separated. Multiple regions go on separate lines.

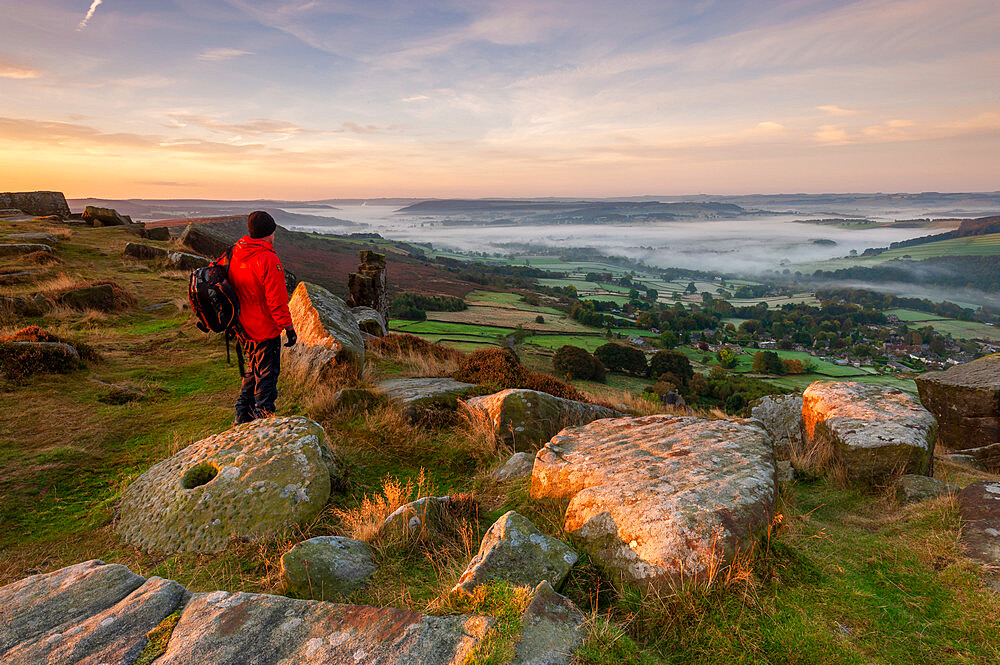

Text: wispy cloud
xmin=77 ymin=0 xmax=103 ymax=31
xmin=198 ymin=47 xmax=253 ymax=61
xmin=0 ymin=58 xmax=40 ymax=79
xmin=817 ymin=105 xmax=860 ymax=116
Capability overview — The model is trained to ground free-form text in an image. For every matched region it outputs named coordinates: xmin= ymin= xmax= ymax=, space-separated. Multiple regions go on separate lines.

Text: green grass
xmin=885 ymin=309 xmax=949 ymax=322
xmin=925 ymin=320 xmax=1000 ymax=342
xmin=390 ymin=319 xmax=514 ymax=338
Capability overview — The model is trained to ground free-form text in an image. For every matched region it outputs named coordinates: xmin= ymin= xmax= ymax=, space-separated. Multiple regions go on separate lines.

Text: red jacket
xmin=225 ymin=236 xmax=293 ymax=341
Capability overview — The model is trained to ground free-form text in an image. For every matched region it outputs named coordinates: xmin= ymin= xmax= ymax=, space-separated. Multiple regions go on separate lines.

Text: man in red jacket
xmin=228 ymin=211 xmax=297 ymax=424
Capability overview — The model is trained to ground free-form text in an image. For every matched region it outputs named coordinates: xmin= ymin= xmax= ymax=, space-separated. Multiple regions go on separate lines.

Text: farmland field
xmin=795 ymin=232 xmax=1000 ymax=272
xmin=885 ymin=308 xmax=948 ymax=322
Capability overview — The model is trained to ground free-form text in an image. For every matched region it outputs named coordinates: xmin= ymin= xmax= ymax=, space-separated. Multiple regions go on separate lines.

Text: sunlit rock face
xmin=750 ymin=393 xmax=803 ymax=461
xmin=0 ymin=191 xmax=70 ymax=218
xmin=117 ymin=416 xmax=334 ymax=553
xmin=465 ymin=389 xmax=621 ymax=452
xmin=0 ymin=560 xmax=493 ymax=665
xmin=284 ymin=282 xmax=365 ymax=385
xmin=916 ymin=356 xmax=1000 ymax=471
xmin=801 ymin=381 xmax=936 ymax=480
xmin=530 ymin=415 xmax=776 ymax=587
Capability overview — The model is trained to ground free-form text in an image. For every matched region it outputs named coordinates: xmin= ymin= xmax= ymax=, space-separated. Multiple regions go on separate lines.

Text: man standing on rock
xmin=228 ymin=210 xmax=297 ymax=424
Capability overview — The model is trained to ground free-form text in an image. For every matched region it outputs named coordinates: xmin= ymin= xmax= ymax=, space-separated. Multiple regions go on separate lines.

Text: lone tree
xmin=553 ymin=345 xmax=606 ymax=382
xmin=649 ymin=350 xmax=693 ymax=386
xmin=752 ymin=350 xmax=783 ymax=374
xmin=595 ymin=342 xmax=647 ymax=376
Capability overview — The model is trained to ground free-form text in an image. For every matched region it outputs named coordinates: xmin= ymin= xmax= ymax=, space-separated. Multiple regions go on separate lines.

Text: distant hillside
xmin=398 ymin=199 xmax=752 ymax=223
xmin=66 ymin=198 xmax=355 ymax=226
xmin=860 ymin=216 xmax=1000 ymax=257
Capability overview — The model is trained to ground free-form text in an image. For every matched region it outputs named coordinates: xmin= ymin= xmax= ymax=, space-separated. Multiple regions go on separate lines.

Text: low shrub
xmin=455 ymin=347 xmax=587 ymax=402
xmin=595 ymin=342 xmax=647 ymax=376
xmin=0 ymin=330 xmax=85 ymax=382
xmin=522 ymin=372 xmax=586 ymax=401
xmin=367 ymin=333 xmax=463 ymax=362
xmin=552 ymin=344 xmax=606 ymax=382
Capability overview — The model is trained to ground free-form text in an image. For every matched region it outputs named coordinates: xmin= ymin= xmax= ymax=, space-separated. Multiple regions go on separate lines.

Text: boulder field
xmin=916 ymin=355 xmax=1000 ymax=470
xmin=801 ymin=381 xmax=936 ymax=480
xmin=531 ymin=414 xmax=776 ymax=587
xmin=0 ymin=560 xmax=493 ymax=665
xmin=117 ymin=416 xmax=335 ymax=553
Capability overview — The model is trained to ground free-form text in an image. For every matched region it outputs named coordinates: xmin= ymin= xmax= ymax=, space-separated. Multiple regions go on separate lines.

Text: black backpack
xmin=189 ymin=246 xmax=245 ymax=375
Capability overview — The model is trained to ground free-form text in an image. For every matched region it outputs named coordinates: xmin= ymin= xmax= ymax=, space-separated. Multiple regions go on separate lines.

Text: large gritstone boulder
xmin=179 ymin=223 xmax=231 ymax=259
xmin=348 ymin=250 xmax=388 ymax=328
xmin=123 ymin=241 xmax=168 ymax=261
xmin=958 ymin=481 xmax=1000 ymax=565
xmin=377 ymin=377 xmax=478 ymax=423
xmin=280 ymin=536 xmax=377 ymax=600
xmin=453 ymin=511 xmax=577 ymax=597
xmin=352 ymin=306 xmax=387 ymax=337
xmin=465 ymin=388 xmax=621 ymax=452
xmin=0 ymin=560 xmax=493 ymax=665
xmin=285 ymin=283 xmax=365 ymax=380
xmin=531 ymin=415 xmax=776 ymax=587
xmin=750 ymin=393 xmax=803 ymax=460
xmin=916 ymin=356 xmax=1000 ymax=470
xmin=802 ymin=381 xmax=937 ymax=480
xmin=82 ymin=205 xmax=132 ymax=226
xmin=117 ymin=416 xmax=335 ymax=553
xmin=58 ymin=284 xmax=115 ymax=311
xmin=0 ymin=191 xmax=70 ymax=218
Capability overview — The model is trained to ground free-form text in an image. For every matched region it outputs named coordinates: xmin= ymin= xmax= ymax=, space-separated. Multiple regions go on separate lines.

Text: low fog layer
xmin=284 ymin=204 xmax=991 ymax=275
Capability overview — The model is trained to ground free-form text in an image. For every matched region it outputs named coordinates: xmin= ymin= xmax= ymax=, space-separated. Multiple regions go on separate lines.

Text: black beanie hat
xmin=248 ymin=210 xmax=276 ymax=239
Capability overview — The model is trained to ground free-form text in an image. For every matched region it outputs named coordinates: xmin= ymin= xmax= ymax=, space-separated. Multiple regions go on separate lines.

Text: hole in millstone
xmin=180 ymin=462 xmax=218 ymax=489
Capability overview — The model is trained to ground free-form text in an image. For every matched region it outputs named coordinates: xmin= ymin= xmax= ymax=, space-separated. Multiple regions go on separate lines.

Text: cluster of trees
xmin=812 ymin=256 xmax=1000 ymax=293
xmin=751 ymin=350 xmax=808 ymax=375
xmin=553 ymin=345 xmax=607 ymax=381
xmin=389 ymin=293 xmax=466 ymax=320
xmin=816 ymin=287 xmax=979 ymax=321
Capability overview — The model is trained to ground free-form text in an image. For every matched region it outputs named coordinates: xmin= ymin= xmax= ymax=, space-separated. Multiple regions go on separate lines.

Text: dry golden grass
xmin=333 ymin=471 xmax=436 ymax=544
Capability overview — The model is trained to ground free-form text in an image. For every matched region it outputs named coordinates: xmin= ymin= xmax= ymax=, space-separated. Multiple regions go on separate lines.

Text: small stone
xmin=454 ymin=511 xmax=577 ymax=597
xmin=494 ymin=452 xmax=535 ymax=480
xmin=0 ymin=243 xmax=52 ymax=256
xmin=511 ymin=580 xmax=585 ymax=665
xmin=896 ymin=474 xmax=951 ymax=504
xmin=378 ymin=496 xmax=451 ymax=540
xmin=281 ymin=536 xmax=376 ymax=600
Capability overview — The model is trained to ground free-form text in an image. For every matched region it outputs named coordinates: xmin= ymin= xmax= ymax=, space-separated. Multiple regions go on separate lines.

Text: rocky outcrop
xmin=82 ymin=205 xmax=132 ymax=226
xmin=377 ymin=377 xmax=478 ymax=422
xmin=281 ymin=536 xmax=377 ymax=600
xmin=916 ymin=356 xmax=1000 ymax=470
xmin=285 ymin=283 xmax=365 ymax=379
xmin=958 ymin=481 xmax=1000 ymax=565
xmin=123 ymin=241 xmax=168 ymax=261
xmin=8 ymin=231 xmax=58 ymax=244
xmin=0 ymin=243 xmax=52 ymax=256
xmin=750 ymin=393 xmax=803 ymax=460
xmin=0 ymin=191 xmax=70 ymax=218
xmin=117 ymin=416 xmax=335 ymax=553
xmin=167 ymin=250 xmax=210 ymax=270
xmin=144 ymin=225 xmax=171 ymax=241
xmin=453 ymin=511 xmax=577 ymax=597
xmin=802 ymin=381 xmax=937 ymax=480
xmin=352 ymin=305 xmax=387 ymax=336
xmin=179 ymin=223 xmax=231 ymax=259
xmin=511 ymin=581 xmax=585 ymax=665
xmin=0 ymin=560 xmax=493 ymax=665
xmin=494 ymin=452 xmax=534 ymax=480
xmin=123 ymin=242 xmax=210 ymax=270
xmin=348 ymin=250 xmax=388 ymax=329
xmin=465 ymin=388 xmax=621 ymax=452
xmin=531 ymin=415 xmax=776 ymax=587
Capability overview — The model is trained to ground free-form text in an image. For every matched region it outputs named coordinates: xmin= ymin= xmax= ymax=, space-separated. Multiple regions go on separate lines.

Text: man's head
xmin=248 ymin=210 xmax=276 ymax=241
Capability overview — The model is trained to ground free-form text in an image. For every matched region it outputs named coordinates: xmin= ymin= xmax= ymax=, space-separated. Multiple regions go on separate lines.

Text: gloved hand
xmin=283 ymin=326 xmax=297 ymax=347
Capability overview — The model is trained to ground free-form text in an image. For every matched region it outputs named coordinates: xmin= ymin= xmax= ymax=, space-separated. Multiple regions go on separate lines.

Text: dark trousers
xmin=235 ymin=336 xmax=281 ymax=423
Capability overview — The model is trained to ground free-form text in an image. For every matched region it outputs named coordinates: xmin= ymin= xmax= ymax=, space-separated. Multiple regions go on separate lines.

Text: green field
xmin=796 ymin=232 xmax=1000 ymax=272
xmin=926 ymin=319 xmax=1000 ymax=342
xmin=885 ymin=308 xmax=948 ymax=322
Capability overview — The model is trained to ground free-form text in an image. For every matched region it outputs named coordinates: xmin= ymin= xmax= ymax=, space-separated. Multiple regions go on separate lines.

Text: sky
xmin=0 ymin=0 xmax=998 ymax=199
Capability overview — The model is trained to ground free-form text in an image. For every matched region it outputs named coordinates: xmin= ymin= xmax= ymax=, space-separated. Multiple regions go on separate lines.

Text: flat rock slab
xmin=155 ymin=589 xmax=491 ymax=665
xmin=285 ymin=282 xmax=365 ymax=377
xmin=0 ymin=560 xmax=145 ymax=655
xmin=3 ymin=576 xmax=187 ymax=665
xmin=454 ymin=511 xmax=577 ymax=596
xmin=117 ymin=416 xmax=335 ymax=553
xmin=750 ymin=393 xmax=803 ymax=460
xmin=8 ymin=232 xmax=58 ymax=243
xmin=916 ymin=356 xmax=1000 ymax=470
xmin=896 ymin=474 xmax=952 ymax=504
xmin=0 ymin=243 xmax=52 ymax=256
xmin=466 ymin=389 xmax=621 ymax=452
xmin=958 ymin=481 xmax=1000 ymax=565
xmin=0 ymin=560 xmax=493 ymax=665
xmin=0 ymin=191 xmax=70 ymax=217
xmin=802 ymin=381 xmax=937 ymax=480
xmin=377 ymin=377 xmax=478 ymax=419
xmin=124 ymin=241 xmax=168 ymax=261
xmin=531 ymin=415 xmax=776 ymax=586
xmin=281 ymin=536 xmax=377 ymax=600
xmin=59 ymin=284 xmax=115 ymax=311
